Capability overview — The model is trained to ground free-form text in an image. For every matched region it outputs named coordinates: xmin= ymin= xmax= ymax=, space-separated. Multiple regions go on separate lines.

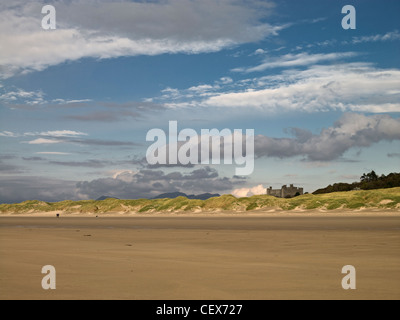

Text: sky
xmin=0 ymin=0 xmax=399 ymax=203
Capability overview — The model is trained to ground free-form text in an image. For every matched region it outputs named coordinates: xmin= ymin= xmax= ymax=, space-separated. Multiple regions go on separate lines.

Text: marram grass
xmin=1 ymin=187 xmax=399 ymax=214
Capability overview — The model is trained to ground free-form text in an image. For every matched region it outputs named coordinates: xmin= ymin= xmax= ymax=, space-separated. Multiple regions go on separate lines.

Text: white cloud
xmin=254 ymin=48 xmax=267 ymax=55
xmin=25 ymin=138 xmax=61 ymax=145
xmin=219 ymin=77 xmax=233 ymax=84
xmin=297 ymin=30 xmax=399 ymax=51
xmin=352 ymin=30 xmax=400 ymax=44
xmin=1 ymin=130 xmax=87 ymax=138
xmin=232 ymin=52 xmax=358 ymax=73
xmin=52 ymin=98 xmax=93 ymax=104
xmin=111 ymin=170 xmax=137 ymax=182
xmin=0 ymin=86 xmax=92 ymax=106
xmin=203 ymin=63 xmax=400 ymax=113
xmin=2 ymin=130 xmax=88 ymax=147
xmin=36 ymin=152 xmax=71 ymax=155
xmin=187 ymin=84 xmax=215 ymax=95
xmin=34 ymin=130 xmax=87 ymax=137
xmin=347 ymin=103 xmax=400 ymax=113
xmin=0 ymin=0 xmax=278 ymax=78
xmin=231 ymin=184 xmax=266 ymax=198
xmin=153 ymin=62 xmax=400 ymax=114
xmin=0 ymin=131 xmax=17 ymax=137
xmin=0 ymin=88 xmax=45 ymax=104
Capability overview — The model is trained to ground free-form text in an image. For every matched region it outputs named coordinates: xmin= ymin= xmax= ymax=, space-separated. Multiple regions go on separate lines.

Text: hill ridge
xmin=152 ymin=192 xmax=220 ymax=200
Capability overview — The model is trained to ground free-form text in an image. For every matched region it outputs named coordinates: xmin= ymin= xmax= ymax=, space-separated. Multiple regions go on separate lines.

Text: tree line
xmin=313 ymin=171 xmax=400 ymax=194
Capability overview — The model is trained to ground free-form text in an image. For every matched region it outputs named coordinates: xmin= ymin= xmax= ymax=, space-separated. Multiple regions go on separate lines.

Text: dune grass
xmin=0 ymin=187 xmax=399 ymax=214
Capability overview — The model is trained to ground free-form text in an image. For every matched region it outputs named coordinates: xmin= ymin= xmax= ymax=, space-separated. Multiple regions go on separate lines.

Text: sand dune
xmin=1 ymin=188 xmax=399 ymax=216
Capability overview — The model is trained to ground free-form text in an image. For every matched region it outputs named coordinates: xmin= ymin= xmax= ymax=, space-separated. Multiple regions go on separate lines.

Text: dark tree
xmin=361 ymin=170 xmax=378 ymax=182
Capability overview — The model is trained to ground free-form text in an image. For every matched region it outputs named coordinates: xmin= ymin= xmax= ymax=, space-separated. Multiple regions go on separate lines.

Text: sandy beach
xmin=1 ymin=212 xmax=399 ymax=300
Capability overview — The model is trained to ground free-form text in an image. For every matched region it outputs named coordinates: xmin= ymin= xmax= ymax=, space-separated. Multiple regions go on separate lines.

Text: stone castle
xmin=266 ymin=184 xmax=304 ymax=198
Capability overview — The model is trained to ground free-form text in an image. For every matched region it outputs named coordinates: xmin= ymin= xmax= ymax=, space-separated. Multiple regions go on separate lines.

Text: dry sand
xmin=1 ymin=212 xmax=399 ymax=300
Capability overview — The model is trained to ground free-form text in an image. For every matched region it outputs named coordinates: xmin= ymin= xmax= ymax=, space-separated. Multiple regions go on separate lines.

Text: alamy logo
xmin=342 ymin=5 xmax=356 ymax=30
xmin=41 ymin=5 xmax=56 ymax=30
xmin=341 ymin=265 xmax=356 ymax=290
xmin=41 ymin=265 xmax=56 ymax=290
xmin=146 ymin=121 xmax=255 ymax=176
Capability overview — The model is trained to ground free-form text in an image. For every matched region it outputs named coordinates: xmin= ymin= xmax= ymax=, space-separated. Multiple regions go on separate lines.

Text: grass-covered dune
xmin=1 ymin=187 xmax=399 ymax=215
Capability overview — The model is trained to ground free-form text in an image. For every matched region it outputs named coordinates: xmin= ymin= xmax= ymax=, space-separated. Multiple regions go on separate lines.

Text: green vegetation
xmin=313 ymin=171 xmax=400 ymax=194
xmin=1 ymin=187 xmax=399 ymax=215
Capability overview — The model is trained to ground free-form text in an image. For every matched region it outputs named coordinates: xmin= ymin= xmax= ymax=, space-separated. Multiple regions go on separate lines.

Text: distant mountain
xmin=152 ymin=192 xmax=220 ymax=200
xmin=190 ymin=193 xmax=221 ymax=200
xmin=152 ymin=192 xmax=187 ymax=199
xmin=95 ymin=193 xmax=219 ymax=201
xmin=96 ymin=195 xmax=120 ymax=201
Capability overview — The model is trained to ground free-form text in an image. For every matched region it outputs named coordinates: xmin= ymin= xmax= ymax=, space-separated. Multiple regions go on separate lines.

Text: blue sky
xmin=0 ymin=0 xmax=399 ymax=203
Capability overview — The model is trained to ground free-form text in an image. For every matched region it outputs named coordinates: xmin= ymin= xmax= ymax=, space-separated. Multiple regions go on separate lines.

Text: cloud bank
xmin=204 ymin=63 xmax=400 ymax=113
xmin=0 ymin=0 xmax=277 ymax=78
xmin=76 ymin=167 xmax=243 ymax=200
xmin=255 ymin=113 xmax=400 ymax=161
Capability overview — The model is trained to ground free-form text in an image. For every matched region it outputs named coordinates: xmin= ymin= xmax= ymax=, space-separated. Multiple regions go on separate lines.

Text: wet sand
xmin=1 ymin=215 xmax=399 ymax=300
